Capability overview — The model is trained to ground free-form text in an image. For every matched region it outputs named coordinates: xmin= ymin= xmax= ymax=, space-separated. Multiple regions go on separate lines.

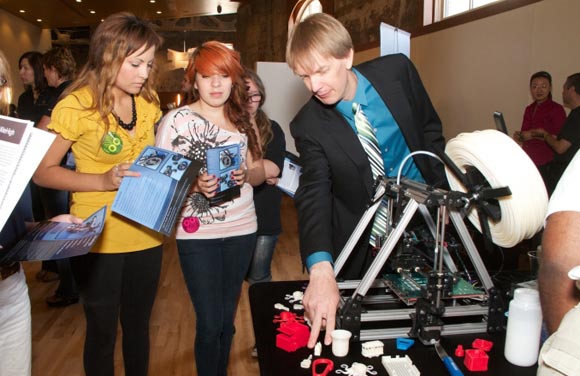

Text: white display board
xmin=256 ymin=62 xmax=312 ymax=155
xmin=380 ymin=23 xmax=411 ymax=58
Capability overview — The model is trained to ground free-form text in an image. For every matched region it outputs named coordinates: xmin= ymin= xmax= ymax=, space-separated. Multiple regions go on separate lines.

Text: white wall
xmin=0 ymin=8 xmax=52 ymax=103
xmin=411 ymin=0 xmax=580 ymax=139
xmin=256 ymin=61 xmax=311 ymax=155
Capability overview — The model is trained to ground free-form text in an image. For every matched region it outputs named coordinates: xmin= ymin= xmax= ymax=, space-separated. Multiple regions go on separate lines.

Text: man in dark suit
xmin=287 ymin=13 xmax=446 ymax=348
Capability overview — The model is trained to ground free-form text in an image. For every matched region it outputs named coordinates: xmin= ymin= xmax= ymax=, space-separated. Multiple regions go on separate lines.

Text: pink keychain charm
xmin=182 ymin=216 xmax=200 ymax=233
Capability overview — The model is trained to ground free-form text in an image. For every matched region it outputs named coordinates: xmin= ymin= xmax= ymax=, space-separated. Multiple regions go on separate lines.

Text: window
xmin=444 ymin=0 xmax=503 ymax=19
xmin=425 ymin=0 xmax=504 ymax=25
xmin=419 ymin=0 xmax=541 ymax=36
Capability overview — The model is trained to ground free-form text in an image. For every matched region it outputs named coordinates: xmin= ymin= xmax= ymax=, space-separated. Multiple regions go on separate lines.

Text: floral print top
xmin=156 ymin=105 xmax=257 ymax=239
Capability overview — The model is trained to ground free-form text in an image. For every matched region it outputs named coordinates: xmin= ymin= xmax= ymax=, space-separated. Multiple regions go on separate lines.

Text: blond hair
xmin=286 ymin=13 xmax=352 ymax=72
xmin=0 ymin=50 xmax=11 ymax=116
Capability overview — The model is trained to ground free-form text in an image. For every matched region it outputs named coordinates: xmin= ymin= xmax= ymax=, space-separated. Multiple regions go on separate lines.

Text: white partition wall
xmin=256 ymin=62 xmax=312 ymax=155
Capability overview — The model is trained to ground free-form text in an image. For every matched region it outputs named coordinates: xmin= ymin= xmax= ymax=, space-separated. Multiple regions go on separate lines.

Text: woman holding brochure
xmin=156 ymin=41 xmax=264 ymax=376
xmin=244 ymin=68 xmax=285 ymax=285
xmin=33 ymin=13 xmax=164 ymax=376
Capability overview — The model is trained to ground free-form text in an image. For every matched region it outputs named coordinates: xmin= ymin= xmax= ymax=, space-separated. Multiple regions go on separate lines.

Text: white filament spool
xmin=444 ymin=129 xmax=548 ymax=248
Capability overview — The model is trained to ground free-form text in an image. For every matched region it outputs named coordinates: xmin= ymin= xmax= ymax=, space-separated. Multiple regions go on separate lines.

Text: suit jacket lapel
xmin=319 ymin=107 xmax=375 ymax=197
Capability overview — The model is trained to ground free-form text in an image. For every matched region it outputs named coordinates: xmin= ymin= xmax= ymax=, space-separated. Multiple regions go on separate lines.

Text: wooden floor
xmin=25 ymin=196 xmax=308 ymax=375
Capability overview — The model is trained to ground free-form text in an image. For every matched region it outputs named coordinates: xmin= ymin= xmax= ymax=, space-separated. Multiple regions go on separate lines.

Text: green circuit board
xmin=383 ymin=272 xmax=485 ymax=305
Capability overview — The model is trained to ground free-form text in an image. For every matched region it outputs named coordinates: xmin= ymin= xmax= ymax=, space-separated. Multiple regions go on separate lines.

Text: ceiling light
xmin=19 ymin=9 xmax=25 ymax=13
xmin=150 ymin=0 xmax=156 ymax=3
xmin=90 ymin=10 xmax=96 ymax=14
xmin=76 ymin=0 xmax=82 ymax=2
xmin=36 ymin=18 xmax=42 ymax=22
xmin=156 ymin=10 xmax=162 ymax=14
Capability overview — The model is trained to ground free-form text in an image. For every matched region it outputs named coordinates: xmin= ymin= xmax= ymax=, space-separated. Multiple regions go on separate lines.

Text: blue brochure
xmin=112 ymin=146 xmax=201 ymax=236
xmin=0 ymin=206 xmax=107 ymax=263
xmin=206 ymin=143 xmax=241 ymax=206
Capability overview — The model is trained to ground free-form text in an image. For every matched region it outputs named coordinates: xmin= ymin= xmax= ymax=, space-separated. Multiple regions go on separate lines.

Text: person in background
xmin=286 ymin=13 xmax=446 ymax=348
xmin=513 ymin=71 xmax=566 ymax=192
xmin=244 ymin=68 xmax=285 ymax=285
xmin=537 ymin=149 xmax=580 ymax=375
xmin=179 ymin=59 xmax=194 ymax=106
xmin=156 ymin=41 xmax=265 ymax=376
xmin=0 ymin=48 xmax=83 ymax=376
xmin=17 ymin=51 xmax=49 ymax=124
xmin=523 ymin=73 xmax=580 ymax=195
xmin=17 ymin=51 xmax=58 ymax=282
xmin=33 ymin=13 xmax=164 ymax=376
xmin=243 ymin=68 xmax=286 ymax=358
xmin=36 ymin=46 xmax=79 ymax=307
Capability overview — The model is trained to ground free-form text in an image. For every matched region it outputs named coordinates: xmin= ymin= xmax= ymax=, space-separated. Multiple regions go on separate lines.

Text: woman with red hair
xmin=156 ymin=41 xmax=264 ymax=375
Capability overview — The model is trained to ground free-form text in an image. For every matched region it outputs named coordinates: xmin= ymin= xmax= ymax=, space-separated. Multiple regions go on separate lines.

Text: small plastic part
xmin=454 ymin=345 xmax=465 ymax=357
xmin=471 ymin=338 xmax=493 ymax=352
xmin=293 ymin=304 xmax=305 ymax=311
xmin=336 ymin=362 xmax=377 ymax=375
xmin=275 ymin=321 xmax=310 ymax=352
xmin=396 ymin=338 xmax=415 ymax=351
xmin=361 ymin=340 xmax=384 ymax=358
xmin=463 ymin=349 xmax=489 ymax=372
xmin=274 ymin=303 xmax=290 ymax=311
xmin=314 ymin=341 xmax=322 ymax=356
xmin=301 ymin=355 xmax=313 ymax=369
xmin=285 ymin=290 xmax=304 ymax=303
xmin=381 ymin=355 xmax=421 ymax=376
xmin=312 ymin=358 xmax=334 ymax=376
xmin=273 ymin=311 xmax=305 ymax=324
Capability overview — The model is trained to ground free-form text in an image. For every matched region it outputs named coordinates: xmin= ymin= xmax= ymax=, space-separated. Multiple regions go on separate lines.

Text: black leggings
xmin=71 ymin=245 xmax=162 ymax=376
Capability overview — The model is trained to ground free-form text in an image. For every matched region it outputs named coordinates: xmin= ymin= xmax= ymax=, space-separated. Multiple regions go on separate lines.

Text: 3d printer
xmin=333 ymin=130 xmax=548 ymax=346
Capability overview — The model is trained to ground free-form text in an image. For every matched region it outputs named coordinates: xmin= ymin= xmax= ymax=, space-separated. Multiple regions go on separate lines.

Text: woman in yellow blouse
xmin=34 ymin=13 xmax=164 ymax=376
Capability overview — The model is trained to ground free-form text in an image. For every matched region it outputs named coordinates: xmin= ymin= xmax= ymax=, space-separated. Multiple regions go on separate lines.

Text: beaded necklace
xmin=113 ymin=95 xmax=137 ymax=131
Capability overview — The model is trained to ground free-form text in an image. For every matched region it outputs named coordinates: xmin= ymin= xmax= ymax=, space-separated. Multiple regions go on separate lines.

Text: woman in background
xmin=244 ymin=69 xmax=285 ymax=286
xmin=37 ymin=46 xmax=79 ymax=308
xmin=33 ymin=13 xmax=164 ymax=376
xmin=18 ymin=51 xmax=58 ymax=281
xmin=514 ymin=71 xmax=566 ymax=191
xmin=156 ymin=41 xmax=264 ymax=376
xmin=17 ymin=51 xmax=49 ymax=123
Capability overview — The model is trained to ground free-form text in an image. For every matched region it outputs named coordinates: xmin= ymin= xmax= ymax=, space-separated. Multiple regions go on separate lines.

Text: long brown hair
xmin=64 ymin=12 xmax=163 ymax=130
xmin=188 ymin=41 xmax=261 ymax=160
xmin=0 ymin=50 xmax=11 ymax=116
xmin=244 ymin=68 xmax=272 ymax=149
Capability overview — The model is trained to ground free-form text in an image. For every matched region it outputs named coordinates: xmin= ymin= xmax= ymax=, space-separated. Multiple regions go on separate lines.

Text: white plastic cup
xmin=331 ymin=329 xmax=352 ymax=357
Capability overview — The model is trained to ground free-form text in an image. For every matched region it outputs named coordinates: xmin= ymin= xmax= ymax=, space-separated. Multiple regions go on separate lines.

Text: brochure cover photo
xmin=112 ymin=146 xmax=201 ymax=236
xmin=0 ymin=206 xmax=106 ymax=263
xmin=206 ymin=143 xmax=241 ymax=206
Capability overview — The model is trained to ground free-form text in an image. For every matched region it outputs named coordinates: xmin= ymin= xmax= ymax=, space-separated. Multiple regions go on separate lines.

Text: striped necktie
xmin=353 ymin=103 xmax=388 ymax=247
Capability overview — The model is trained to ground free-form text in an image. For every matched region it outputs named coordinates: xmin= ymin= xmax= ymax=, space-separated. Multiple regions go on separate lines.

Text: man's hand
xmin=303 ymin=261 xmax=340 ymax=348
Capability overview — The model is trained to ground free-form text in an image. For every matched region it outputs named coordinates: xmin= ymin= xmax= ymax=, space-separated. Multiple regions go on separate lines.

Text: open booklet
xmin=276 ymin=152 xmax=302 ymax=197
xmin=0 ymin=115 xmax=56 ymax=232
xmin=112 ymin=146 xmax=201 ymax=236
xmin=0 ymin=206 xmax=106 ymax=263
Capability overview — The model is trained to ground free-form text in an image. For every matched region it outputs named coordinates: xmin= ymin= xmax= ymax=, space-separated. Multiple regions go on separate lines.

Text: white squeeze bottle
xmin=504 ymin=288 xmax=543 ymax=366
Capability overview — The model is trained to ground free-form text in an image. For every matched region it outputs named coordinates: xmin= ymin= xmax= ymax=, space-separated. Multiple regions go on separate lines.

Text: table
xmin=250 ymin=280 xmax=538 ymax=376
